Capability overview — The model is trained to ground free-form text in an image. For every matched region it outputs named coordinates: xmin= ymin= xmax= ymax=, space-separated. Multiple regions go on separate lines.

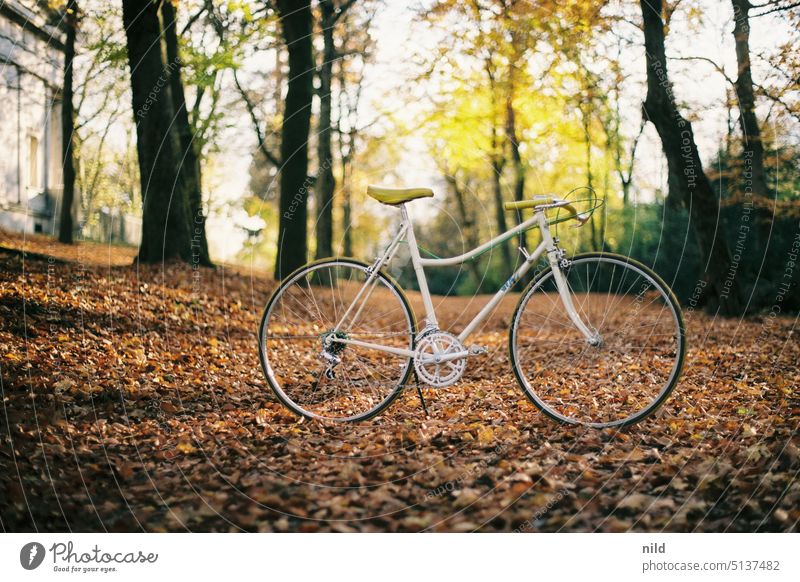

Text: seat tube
xmin=401 ymin=205 xmax=438 ymax=328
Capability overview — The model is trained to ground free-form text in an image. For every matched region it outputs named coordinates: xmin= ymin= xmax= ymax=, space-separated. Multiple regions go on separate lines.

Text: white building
xmin=0 ymin=0 xmax=76 ymax=236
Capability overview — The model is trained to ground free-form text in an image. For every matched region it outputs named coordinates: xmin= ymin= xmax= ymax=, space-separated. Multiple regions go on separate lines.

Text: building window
xmin=28 ymin=135 xmax=39 ymax=189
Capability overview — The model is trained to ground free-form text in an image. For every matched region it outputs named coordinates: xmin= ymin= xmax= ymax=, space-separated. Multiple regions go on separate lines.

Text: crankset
xmin=413 ymin=331 xmax=467 ymax=388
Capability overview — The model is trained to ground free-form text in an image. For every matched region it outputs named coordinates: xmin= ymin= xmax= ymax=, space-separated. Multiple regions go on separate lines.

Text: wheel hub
xmin=320 ymin=330 xmax=348 ymax=356
xmin=320 ymin=330 xmax=348 ymax=378
xmin=414 ymin=331 xmax=467 ymax=387
xmin=586 ymin=334 xmax=603 ymax=347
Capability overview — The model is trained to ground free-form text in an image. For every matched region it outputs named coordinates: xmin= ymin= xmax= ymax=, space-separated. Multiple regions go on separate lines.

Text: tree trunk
xmin=336 ymin=58 xmax=353 ymax=256
xmin=445 ymin=173 xmax=482 ymax=289
xmin=486 ymin=59 xmax=513 ymax=275
xmin=615 ymin=117 xmax=644 ymax=207
xmin=122 ymin=0 xmax=191 ymax=263
xmin=338 ymin=124 xmax=354 ymax=257
xmin=490 ymin=149 xmax=513 ymax=274
xmin=340 ymin=131 xmax=355 ymax=257
xmin=336 ymin=56 xmax=364 ymax=258
xmin=640 ymin=0 xmax=743 ymax=315
xmin=580 ymin=100 xmax=598 ymax=249
xmin=58 ymin=0 xmax=78 ymax=244
xmin=315 ymin=0 xmax=337 ymax=261
xmin=161 ymin=0 xmax=212 ymax=267
xmin=342 ymin=170 xmax=353 ymax=256
xmin=275 ymin=0 xmax=314 ymax=279
xmin=505 ymin=94 xmax=527 ymax=251
xmin=731 ymin=0 xmax=770 ymax=246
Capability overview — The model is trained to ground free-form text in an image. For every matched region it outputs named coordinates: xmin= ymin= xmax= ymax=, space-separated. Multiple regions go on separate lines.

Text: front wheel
xmin=509 ymin=253 xmax=686 ymax=428
xmin=258 ymin=258 xmax=417 ymax=422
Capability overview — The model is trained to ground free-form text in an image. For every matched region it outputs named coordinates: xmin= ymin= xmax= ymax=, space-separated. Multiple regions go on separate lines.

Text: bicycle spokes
xmin=259 ymin=260 xmax=415 ymax=421
xmin=511 ymin=255 xmax=684 ymax=428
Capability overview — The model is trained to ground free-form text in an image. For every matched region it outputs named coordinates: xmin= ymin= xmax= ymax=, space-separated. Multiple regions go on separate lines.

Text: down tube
xmin=457 ymin=241 xmax=547 ymax=343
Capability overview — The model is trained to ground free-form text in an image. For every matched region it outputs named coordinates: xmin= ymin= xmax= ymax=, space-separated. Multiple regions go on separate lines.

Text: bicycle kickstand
xmin=411 ymin=369 xmax=429 ymax=417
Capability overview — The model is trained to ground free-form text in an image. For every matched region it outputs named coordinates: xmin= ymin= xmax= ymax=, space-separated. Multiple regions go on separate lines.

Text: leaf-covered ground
xmin=1 ymin=232 xmax=798 ymax=532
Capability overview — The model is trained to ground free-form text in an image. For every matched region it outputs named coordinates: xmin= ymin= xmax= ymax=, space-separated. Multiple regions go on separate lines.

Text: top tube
xmin=418 ymin=212 xmax=542 ymax=268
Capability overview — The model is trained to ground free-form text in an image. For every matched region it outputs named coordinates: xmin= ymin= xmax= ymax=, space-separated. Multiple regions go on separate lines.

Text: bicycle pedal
xmin=468 ymin=345 xmax=488 ymax=355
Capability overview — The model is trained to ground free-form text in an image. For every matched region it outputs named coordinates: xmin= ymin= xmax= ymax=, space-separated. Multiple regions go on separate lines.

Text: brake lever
xmin=570 ymin=212 xmax=592 ymax=228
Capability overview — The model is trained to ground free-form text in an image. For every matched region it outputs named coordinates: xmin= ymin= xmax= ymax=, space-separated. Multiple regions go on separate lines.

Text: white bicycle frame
xmin=330 ymin=201 xmax=598 ymax=362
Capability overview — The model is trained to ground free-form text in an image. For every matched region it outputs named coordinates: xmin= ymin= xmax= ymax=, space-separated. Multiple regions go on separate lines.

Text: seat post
xmin=400 ymin=205 xmax=438 ymax=328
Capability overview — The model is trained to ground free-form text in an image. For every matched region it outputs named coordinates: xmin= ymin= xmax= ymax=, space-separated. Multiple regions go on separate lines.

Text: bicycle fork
xmin=537 ymin=212 xmax=601 ymax=346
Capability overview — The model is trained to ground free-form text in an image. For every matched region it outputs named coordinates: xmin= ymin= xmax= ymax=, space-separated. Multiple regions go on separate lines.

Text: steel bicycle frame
xmin=331 ymin=204 xmax=597 ymax=360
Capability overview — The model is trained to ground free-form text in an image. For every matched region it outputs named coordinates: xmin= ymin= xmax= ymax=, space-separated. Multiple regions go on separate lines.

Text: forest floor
xmin=0 ymin=230 xmax=798 ymax=532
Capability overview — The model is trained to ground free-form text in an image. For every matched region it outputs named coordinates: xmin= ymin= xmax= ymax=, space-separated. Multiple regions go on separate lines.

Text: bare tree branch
xmin=670 ymin=56 xmax=799 ymax=124
xmin=752 ymin=0 xmax=800 ymax=16
xmin=233 ymin=69 xmax=282 ymax=167
xmin=181 ymin=3 xmax=208 ymax=36
xmin=755 ymin=82 xmax=800 ymax=123
xmin=670 ymin=55 xmax=736 ymax=86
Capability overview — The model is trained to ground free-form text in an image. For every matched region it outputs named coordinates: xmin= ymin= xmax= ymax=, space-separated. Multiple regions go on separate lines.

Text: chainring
xmin=414 ymin=331 xmax=467 ymax=387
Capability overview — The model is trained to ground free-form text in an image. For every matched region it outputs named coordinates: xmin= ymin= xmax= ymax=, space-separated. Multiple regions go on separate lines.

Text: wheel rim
xmin=511 ymin=256 xmax=684 ymax=427
xmin=260 ymin=261 xmax=414 ymax=421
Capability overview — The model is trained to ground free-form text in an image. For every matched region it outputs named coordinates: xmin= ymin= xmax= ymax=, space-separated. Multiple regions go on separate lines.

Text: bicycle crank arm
xmin=416 ymin=350 xmax=473 ymax=364
xmin=416 ymin=344 xmax=489 ymax=365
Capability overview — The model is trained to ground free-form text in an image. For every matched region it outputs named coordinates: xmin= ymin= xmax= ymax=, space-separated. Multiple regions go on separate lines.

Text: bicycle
xmin=258 ymin=186 xmax=686 ymax=428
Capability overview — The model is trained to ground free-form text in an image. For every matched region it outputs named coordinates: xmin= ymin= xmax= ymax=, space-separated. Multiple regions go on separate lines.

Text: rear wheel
xmin=509 ymin=253 xmax=685 ymax=428
xmin=258 ymin=259 xmax=417 ymax=422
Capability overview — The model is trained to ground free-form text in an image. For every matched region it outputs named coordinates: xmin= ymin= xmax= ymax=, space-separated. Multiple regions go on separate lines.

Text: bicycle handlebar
xmin=503 ymin=196 xmax=592 ymax=226
xmin=554 ymin=200 xmax=591 ymax=226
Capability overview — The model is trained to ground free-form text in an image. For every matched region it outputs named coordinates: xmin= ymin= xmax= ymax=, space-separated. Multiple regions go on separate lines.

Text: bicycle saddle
xmin=367 ymin=185 xmax=434 ymax=205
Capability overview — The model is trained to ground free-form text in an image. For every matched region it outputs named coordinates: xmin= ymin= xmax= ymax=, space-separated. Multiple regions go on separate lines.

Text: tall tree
xmin=502 ymin=19 xmax=534 ymax=254
xmin=122 ymin=0 xmax=191 ymax=263
xmin=608 ymin=41 xmax=644 ymax=207
xmin=640 ymin=0 xmax=743 ymax=314
xmin=335 ymin=6 xmax=375 ymax=257
xmin=315 ymin=0 xmax=343 ymax=261
xmin=486 ymin=59 xmax=514 ymax=274
xmin=578 ymin=89 xmax=598 ymax=250
xmin=317 ymin=0 xmax=367 ymax=261
xmin=274 ymin=0 xmax=314 ymax=279
xmin=58 ymin=0 xmax=79 ymax=244
xmin=731 ymin=0 xmax=770 ymax=243
xmin=161 ymin=0 xmax=212 ymax=266
xmin=443 ymin=169 xmax=482 ymax=288
xmin=336 ymin=57 xmax=360 ymax=257
xmin=505 ymin=81 xmax=527 ymax=251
